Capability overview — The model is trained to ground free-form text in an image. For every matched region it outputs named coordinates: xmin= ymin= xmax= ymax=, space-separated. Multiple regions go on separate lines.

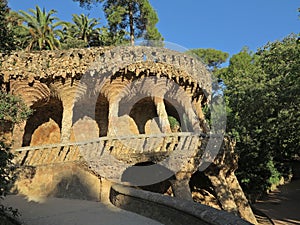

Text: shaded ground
xmin=254 ymin=179 xmax=300 ymax=225
xmin=3 ymin=195 xmax=162 ymax=225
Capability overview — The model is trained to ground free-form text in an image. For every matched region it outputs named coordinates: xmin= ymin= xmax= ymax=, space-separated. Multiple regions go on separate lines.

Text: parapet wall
xmin=15 ymin=162 xmax=101 ymax=202
xmin=110 ymin=184 xmax=253 ymax=225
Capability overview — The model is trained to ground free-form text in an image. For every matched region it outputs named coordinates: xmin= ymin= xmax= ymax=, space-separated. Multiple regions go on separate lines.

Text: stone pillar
xmin=12 ymin=121 xmax=27 ymax=148
xmin=0 ymin=120 xmax=13 ymax=146
xmin=61 ymin=100 xmax=75 ymax=143
xmin=100 ymin=178 xmax=112 ymax=203
xmin=226 ymin=173 xmax=258 ymax=224
xmin=107 ymin=100 xmax=120 ymax=136
xmin=193 ymin=99 xmax=209 ymax=133
xmin=153 ymin=97 xmax=171 ymax=133
xmin=170 ymin=172 xmax=193 ymax=201
xmin=206 ymin=170 xmax=239 ymax=215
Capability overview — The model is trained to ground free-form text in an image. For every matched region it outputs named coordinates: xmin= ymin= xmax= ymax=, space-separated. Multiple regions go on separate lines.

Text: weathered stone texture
xmin=30 ymin=118 xmax=60 ymax=146
xmin=110 ymin=184 xmax=253 ymax=225
xmin=70 ymin=116 xmax=99 ymax=142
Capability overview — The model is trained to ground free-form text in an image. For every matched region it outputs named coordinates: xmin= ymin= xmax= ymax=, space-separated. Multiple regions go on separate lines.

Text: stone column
xmin=226 ymin=173 xmax=258 ymax=224
xmin=153 ymin=97 xmax=171 ymax=133
xmin=206 ymin=170 xmax=239 ymax=214
xmin=170 ymin=172 xmax=193 ymax=201
xmin=107 ymin=100 xmax=120 ymax=136
xmin=12 ymin=121 xmax=27 ymax=148
xmin=193 ymin=99 xmax=209 ymax=133
xmin=61 ymin=99 xmax=75 ymax=143
xmin=100 ymin=178 xmax=112 ymax=203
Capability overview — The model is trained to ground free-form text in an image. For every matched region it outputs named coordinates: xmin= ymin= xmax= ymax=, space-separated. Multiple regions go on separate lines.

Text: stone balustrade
xmin=14 ymin=132 xmax=207 ymax=168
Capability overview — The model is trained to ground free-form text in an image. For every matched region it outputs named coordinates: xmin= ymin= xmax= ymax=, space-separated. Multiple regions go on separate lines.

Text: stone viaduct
xmin=0 ymin=46 xmax=257 ymax=224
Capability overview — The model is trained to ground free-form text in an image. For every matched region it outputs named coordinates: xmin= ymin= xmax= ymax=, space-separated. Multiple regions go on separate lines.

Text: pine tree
xmin=73 ymin=0 xmax=163 ymax=45
xmin=0 ymin=0 xmax=14 ymax=52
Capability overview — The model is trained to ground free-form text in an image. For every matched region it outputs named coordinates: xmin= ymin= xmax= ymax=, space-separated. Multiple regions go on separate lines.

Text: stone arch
xmin=164 ymin=100 xmax=182 ymax=132
xmin=95 ymin=93 xmax=109 ymax=137
xmin=127 ymin=97 xmax=158 ymax=134
xmin=86 ymin=46 xmax=211 ymax=99
xmin=23 ymin=97 xmax=63 ymax=146
xmin=76 ymin=46 xmax=212 ymax=135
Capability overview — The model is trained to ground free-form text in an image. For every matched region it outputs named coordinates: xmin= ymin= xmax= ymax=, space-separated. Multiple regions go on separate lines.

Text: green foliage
xmin=6 ymin=11 xmax=30 ymax=50
xmin=0 ymin=141 xmax=21 ymax=224
xmin=0 ymin=141 xmax=14 ymax=198
xmin=220 ymin=35 xmax=300 ymax=201
xmin=0 ymin=92 xmax=29 ymax=223
xmin=100 ymin=0 xmax=163 ymax=45
xmin=62 ymin=14 xmax=102 ymax=47
xmin=186 ymin=48 xmax=229 ymax=71
xmin=168 ymin=116 xmax=180 ymax=132
xmin=18 ymin=6 xmax=67 ymax=50
xmin=72 ymin=0 xmax=101 ymax=9
xmin=0 ymin=0 xmax=15 ymax=53
xmin=0 ymin=91 xmax=32 ymax=124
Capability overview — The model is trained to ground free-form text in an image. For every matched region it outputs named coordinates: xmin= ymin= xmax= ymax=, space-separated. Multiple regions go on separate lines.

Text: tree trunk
xmin=128 ymin=1 xmax=135 ymax=46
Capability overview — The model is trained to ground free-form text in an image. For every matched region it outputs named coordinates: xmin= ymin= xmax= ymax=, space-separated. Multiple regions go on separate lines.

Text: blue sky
xmin=8 ymin=0 xmax=299 ymax=56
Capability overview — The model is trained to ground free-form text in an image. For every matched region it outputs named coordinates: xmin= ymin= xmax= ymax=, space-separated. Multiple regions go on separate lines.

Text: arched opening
xmin=23 ymin=97 xmax=63 ymax=146
xmin=127 ymin=97 xmax=158 ymax=134
xmin=164 ymin=100 xmax=181 ymax=132
xmin=163 ymin=96 xmax=194 ymax=132
xmin=95 ymin=94 xmax=109 ymax=137
xmin=71 ymin=93 xmax=109 ymax=140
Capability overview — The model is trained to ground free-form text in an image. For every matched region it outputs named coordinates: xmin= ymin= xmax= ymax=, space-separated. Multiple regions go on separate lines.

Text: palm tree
xmin=19 ymin=6 xmax=66 ymax=51
xmin=64 ymin=14 xmax=101 ymax=46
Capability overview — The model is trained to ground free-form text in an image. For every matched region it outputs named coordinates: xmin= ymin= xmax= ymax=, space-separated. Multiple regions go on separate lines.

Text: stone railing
xmin=13 ymin=132 xmax=207 ymax=167
xmin=110 ymin=184 xmax=253 ymax=225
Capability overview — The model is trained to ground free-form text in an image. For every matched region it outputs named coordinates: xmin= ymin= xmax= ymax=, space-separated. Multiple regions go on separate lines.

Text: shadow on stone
xmin=121 ymin=162 xmax=174 ymax=187
xmin=51 ymin=175 xmax=94 ymax=201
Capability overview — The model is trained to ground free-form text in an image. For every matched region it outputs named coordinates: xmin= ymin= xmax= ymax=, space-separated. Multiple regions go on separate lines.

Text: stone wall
xmin=15 ymin=162 xmax=101 ymax=202
xmin=110 ymin=184 xmax=253 ymax=225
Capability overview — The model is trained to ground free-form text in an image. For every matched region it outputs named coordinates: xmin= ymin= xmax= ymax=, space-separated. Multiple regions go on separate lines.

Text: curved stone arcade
xmin=0 ymin=46 xmax=257 ymax=224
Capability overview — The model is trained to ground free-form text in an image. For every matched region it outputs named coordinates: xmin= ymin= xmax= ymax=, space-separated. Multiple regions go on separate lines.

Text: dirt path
xmin=254 ymin=179 xmax=300 ymax=225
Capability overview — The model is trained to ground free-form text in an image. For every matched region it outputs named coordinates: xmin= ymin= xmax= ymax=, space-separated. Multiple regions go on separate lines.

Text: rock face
xmin=0 ymin=46 xmax=256 ymax=224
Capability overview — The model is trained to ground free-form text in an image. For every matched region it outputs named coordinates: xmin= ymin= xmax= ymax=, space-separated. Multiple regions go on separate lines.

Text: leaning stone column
xmin=192 ymin=99 xmax=209 ymax=133
xmin=226 ymin=172 xmax=258 ymax=224
xmin=100 ymin=178 xmax=112 ymax=203
xmin=206 ymin=170 xmax=239 ymax=214
xmin=153 ymin=97 xmax=171 ymax=133
xmin=11 ymin=121 xmax=27 ymax=148
xmin=170 ymin=172 xmax=193 ymax=201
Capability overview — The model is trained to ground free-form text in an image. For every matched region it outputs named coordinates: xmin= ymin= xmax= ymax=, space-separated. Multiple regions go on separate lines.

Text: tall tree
xmin=6 ymin=11 xmax=30 ymax=50
xmin=62 ymin=13 xmax=103 ymax=48
xmin=68 ymin=14 xmax=100 ymax=44
xmin=0 ymin=0 xmax=14 ymax=52
xmin=186 ymin=48 xmax=229 ymax=71
xmin=73 ymin=0 xmax=163 ymax=45
xmin=220 ymin=35 xmax=300 ymax=201
xmin=18 ymin=6 xmax=66 ymax=51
